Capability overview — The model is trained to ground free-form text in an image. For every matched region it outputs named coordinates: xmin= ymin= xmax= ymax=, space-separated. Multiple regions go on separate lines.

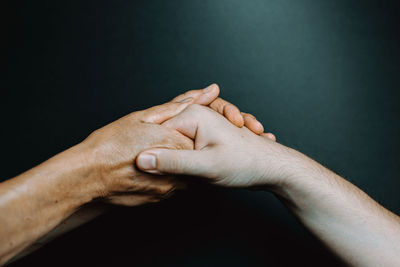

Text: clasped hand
xmin=80 ymin=84 xmax=276 ymax=206
xmin=4 ymin=83 xmax=400 ymax=267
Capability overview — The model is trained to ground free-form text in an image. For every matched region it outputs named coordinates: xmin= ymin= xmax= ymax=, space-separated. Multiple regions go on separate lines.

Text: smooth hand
xmin=138 ymin=103 xmax=400 ymax=267
xmin=136 ymin=104 xmax=295 ymax=188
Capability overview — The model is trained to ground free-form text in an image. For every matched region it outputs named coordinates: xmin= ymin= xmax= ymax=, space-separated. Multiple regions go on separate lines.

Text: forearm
xmin=273 ymin=153 xmax=400 ymax=267
xmin=9 ymin=203 xmax=108 ymax=264
xmin=0 ymin=144 xmax=98 ymax=265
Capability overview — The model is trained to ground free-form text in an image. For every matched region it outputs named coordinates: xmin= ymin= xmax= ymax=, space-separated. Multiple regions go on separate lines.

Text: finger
xmin=136 ymin=148 xmax=213 ymax=178
xmin=261 ymin=132 xmax=276 ymax=142
xmin=171 ymin=84 xmax=220 ymax=106
xmin=140 ymin=97 xmax=193 ymax=124
xmin=142 ymin=84 xmax=220 ymax=124
xmin=209 ymin=98 xmax=244 ymax=127
xmin=242 ymin=112 xmax=264 ymax=135
xmin=176 ymin=84 xmax=245 ymax=129
xmin=171 ymin=89 xmax=203 ymax=103
xmin=192 ymin=84 xmax=220 ymax=105
xmin=242 ymin=112 xmax=255 ymax=119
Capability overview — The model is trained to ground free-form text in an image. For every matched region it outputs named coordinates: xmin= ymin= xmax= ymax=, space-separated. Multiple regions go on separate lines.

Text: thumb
xmin=136 ymin=148 xmax=212 ymax=177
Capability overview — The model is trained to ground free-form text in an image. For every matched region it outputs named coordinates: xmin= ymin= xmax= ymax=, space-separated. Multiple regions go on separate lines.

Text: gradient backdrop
xmin=2 ymin=0 xmax=400 ymax=266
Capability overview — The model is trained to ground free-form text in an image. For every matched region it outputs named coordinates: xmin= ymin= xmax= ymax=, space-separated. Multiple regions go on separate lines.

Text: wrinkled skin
xmin=80 ymin=84 xmax=272 ymax=205
xmin=0 ymin=84 xmax=272 ymax=265
xmin=80 ymin=84 xmax=274 ymax=205
xmin=83 ymin=110 xmax=194 ymax=206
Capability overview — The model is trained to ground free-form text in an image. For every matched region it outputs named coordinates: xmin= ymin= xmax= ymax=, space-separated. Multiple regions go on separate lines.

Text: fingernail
xmin=137 ymin=153 xmax=156 ymax=170
xmin=177 ymin=97 xmax=193 ymax=103
xmin=203 ymin=84 xmax=215 ymax=93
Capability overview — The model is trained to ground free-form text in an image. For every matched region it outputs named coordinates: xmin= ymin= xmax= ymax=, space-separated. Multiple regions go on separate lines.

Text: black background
xmin=2 ymin=0 xmax=400 ymax=266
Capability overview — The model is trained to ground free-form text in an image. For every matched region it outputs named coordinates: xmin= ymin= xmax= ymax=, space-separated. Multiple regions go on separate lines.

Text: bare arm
xmin=0 ymin=84 xmax=264 ymax=265
xmin=137 ymin=104 xmax=400 ymax=267
xmin=7 ymin=202 xmax=108 ymax=265
xmin=274 ymin=153 xmax=400 ymax=266
xmin=0 ymin=93 xmax=196 ymax=265
xmin=0 ymin=144 xmax=99 ymax=265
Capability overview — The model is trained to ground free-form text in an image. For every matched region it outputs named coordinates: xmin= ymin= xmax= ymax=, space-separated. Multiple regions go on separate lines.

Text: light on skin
xmin=0 ymin=84 xmax=274 ymax=265
xmin=137 ymin=104 xmax=400 ymax=267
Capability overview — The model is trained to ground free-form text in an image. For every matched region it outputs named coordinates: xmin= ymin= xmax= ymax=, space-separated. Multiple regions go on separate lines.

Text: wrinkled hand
xmin=136 ymin=104 xmax=293 ymax=188
xmin=81 ymin=85 xmax=268 ymax=206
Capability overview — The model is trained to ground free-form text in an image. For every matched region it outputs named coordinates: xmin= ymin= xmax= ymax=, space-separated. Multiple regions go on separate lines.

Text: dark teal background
xmin=2 ymin=0 xmax=400 ymax=266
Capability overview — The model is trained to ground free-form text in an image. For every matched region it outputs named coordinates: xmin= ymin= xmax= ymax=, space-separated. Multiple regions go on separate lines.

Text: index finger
xmin=171 ymin=84 xmax=220 ymax=105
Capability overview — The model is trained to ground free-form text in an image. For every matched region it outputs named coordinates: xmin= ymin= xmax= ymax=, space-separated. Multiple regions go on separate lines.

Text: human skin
xmin=137 ymin=104 xmax=400 ymax=267
xmin=0 ymin=84 xmax=274 ymax=265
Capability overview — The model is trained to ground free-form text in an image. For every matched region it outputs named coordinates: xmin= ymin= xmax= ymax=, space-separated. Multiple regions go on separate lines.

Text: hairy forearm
xmin=273 ymin=154 xmax=400 ymax=267
xmin=0 ymin=144 xmax=98 ymax=265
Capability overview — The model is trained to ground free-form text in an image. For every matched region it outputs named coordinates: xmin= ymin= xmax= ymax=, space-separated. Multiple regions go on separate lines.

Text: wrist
xmin=6 ymin=143 xmax=100 ymax=217
xmin=257 ymin=144 xmax=317 ymax=195
xmin=265 ymin=148 xmax=332 ymax=207
xmin=69 ymin=142 xmax=105 ymax=202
